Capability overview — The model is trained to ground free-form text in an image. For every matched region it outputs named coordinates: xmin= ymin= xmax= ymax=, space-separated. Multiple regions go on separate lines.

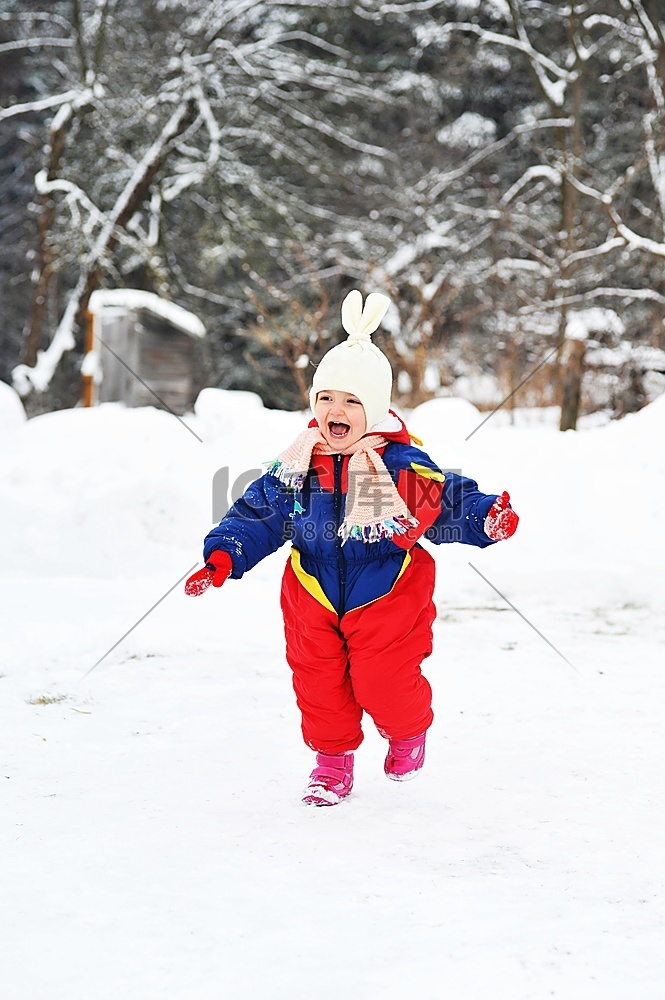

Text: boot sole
xmin=385 ymin=766 xmax=424 ymax=782
xmin=302 ymin=784 xmax=351 ymax=806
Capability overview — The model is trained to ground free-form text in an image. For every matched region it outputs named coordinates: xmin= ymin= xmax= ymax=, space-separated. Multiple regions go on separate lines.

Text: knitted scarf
xmin=266 ymin=427 xmax=418 ymax=544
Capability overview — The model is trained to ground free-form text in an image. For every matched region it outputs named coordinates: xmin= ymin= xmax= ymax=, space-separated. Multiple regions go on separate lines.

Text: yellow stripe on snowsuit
xmin=410 ymin=462 xmax=446 ymax=482
xmin=290 ymin=548 xmax=337 ymax=613
xmin=290 ymin=547 xmax=412 ymax=615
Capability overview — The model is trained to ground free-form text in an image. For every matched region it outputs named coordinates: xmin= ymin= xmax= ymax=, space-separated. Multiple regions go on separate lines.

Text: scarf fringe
xmin=338 ymin=515 xmax=419 ymax=545
xmin=265 ymin=459 xmax=306 ymax=491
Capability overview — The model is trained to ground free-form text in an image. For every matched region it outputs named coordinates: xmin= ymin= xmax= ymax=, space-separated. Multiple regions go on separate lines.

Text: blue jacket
xmin=204 ymin=419 xmax=499 ymax=615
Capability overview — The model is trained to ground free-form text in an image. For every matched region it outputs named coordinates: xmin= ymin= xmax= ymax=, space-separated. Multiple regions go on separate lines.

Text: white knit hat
xmin=309 ymin=290 xmax=393 ymax=432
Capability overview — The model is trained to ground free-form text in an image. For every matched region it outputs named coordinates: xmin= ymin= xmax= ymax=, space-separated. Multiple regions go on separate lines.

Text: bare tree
xmin=7 ymin=0 xmax=404 ymax=401
xmin=378 ymin=0 xmax=665 ymax=424
xmin=4 ymin=0 xmax=665 ymax=422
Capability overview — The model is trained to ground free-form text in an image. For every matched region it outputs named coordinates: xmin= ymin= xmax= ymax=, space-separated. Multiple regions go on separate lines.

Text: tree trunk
xmin=22 ymin=112 xmax=76 ymax=367
xmin=559 ymin=338 xmax=586 ymax=431
xmin=556 ymin=4 xmax=584 ymax=425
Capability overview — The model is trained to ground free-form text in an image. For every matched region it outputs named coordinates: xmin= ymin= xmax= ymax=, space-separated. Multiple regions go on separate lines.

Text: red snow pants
xmin=280 ymin=546 xmax=436 ymax=754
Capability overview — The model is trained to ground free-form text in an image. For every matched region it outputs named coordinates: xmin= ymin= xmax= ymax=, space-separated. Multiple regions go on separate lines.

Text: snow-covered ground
xmin=1 ymin=383 xmax=663 ymax=1000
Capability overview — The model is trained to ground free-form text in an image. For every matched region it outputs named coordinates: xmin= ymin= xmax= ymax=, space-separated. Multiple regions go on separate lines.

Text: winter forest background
xmin=2 ymin=0 xmax=665 ymax=424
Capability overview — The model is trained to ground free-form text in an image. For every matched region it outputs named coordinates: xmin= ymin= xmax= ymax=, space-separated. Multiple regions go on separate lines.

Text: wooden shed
xmin=83 ymin=289 xmax=206 ymax=415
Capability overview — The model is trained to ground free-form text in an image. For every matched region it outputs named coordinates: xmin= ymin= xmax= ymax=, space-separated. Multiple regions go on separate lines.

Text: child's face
xmin=315 ymin=389 xmax=367 ymax=450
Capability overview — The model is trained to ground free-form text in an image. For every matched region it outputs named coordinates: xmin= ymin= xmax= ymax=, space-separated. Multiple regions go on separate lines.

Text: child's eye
xmin=347 ymin=398 xmax=361 ymax=405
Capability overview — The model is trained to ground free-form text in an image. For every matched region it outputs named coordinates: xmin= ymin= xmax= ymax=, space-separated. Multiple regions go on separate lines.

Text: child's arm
xmin=204 ymin=473 xmax=289 ymax=575
xmin=390 ymin=446 xmax=518 ymax=550
xmin=431 ymin=473 xmax=518 ymax=548
xmin=186 ymin=473 xmax=289 ymax=595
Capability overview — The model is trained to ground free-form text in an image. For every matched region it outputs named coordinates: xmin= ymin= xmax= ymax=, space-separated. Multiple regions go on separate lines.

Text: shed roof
xmin=88 ymin=289 xmax=206 ymax=338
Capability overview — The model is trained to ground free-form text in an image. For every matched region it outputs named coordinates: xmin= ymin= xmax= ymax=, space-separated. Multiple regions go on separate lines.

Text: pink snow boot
xmin=302 ymin=752 xmax=354 ymax=806
xmin=384 ymin=733 xmax=426 ymax=782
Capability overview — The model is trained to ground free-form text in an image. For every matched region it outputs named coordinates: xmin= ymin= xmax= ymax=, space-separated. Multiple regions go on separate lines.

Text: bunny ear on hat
xmin=341 ymin=290 xmax=391 ymax=341
xmin=341 ymin=289 xmax=363 ymax=336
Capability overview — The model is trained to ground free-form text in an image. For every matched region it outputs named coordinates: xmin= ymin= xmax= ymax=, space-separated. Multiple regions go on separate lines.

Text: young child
xmin=185 ymin=290 xmax=518 ymax=806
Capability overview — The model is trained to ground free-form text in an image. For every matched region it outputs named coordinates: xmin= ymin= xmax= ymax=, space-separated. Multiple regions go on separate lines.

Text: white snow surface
xmin=0 ymin=379 xmax=27 ymax=427
xmin=1 ymin=387 xmax=664 ymax=999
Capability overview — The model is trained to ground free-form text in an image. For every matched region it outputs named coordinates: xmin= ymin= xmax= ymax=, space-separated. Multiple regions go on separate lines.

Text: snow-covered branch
xmin=507 ymin=0 xmax=572 ymax=107
xmin=518 ymin=286 xmax=665 ymax=313
xmin=0 ymin=89 xmax=83 ymax=124
xmin=34 ymin=172 xmax=106 ymax=234
xmin=416 ymin=19 xmax=574 ymax=106
xmin=624 ymin=0 xmax=664 ymax=50
xmin=562 ymin=237 xmax=627 ymax=267
xmin=500 ymin=165 xmax=562 ymax=206
xmin=0 ymin=37 xmax=74 ymax=54
xmin=568 ymin=174 xmax=665 ymax=258
xmin=429 ymin=118 xmax=573 ymax=199
xmin=161 ymin=83 xmax=221 ymax=201
xmin=0 ymin=11 xmax=72 ymax=32
xmin=612 ymin=223 xmax=665 ymax=258
xmin=260 ymin=90 xmax=399 ymax=160
xmin=239 ymin=29 xmax=350 ymax=62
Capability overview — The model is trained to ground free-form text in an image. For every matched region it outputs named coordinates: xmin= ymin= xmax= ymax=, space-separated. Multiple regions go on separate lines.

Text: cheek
xmin=352 ymin=411 xmax=366 ymax=436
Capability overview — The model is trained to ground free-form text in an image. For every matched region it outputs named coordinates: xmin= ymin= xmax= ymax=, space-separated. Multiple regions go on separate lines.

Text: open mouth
xmin=328 ymin=421 xmax=350 ymax=440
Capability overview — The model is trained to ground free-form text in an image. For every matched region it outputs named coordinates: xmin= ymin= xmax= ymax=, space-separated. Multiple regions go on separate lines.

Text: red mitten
xmin=184 ymin=550 xmax=233 ymax=596
xmin=484 ymin=491 xmax=519 ymax=541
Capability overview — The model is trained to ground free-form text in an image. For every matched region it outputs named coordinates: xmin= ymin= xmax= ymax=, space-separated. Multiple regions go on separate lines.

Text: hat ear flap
xmin=341 ymin=289 xmax=363 ymax=336
xmin=358 ymin=292 xmax=391 ymax=337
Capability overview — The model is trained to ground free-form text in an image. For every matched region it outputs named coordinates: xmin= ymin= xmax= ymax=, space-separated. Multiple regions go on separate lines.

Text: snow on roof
xmin=88 ymin=289 xmax=206 ymax=338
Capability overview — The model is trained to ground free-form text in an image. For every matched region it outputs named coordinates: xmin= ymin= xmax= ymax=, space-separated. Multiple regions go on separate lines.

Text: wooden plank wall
xmin=97 ymin=308 xmax=198 ymax=414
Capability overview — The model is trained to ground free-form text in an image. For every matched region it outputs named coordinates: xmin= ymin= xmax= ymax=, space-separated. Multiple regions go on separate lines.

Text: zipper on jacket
xmin=333 ymin=454 xmax=346 ymax=620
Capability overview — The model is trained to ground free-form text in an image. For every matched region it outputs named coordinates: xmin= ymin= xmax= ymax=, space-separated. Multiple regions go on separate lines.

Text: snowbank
xmin=1 ymin=390 xmax=663 ymax=599
xmin=0 ymin=379 xmax=27 ymax=429
xmin=406 ymin=395 xmax=483 ymax=443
